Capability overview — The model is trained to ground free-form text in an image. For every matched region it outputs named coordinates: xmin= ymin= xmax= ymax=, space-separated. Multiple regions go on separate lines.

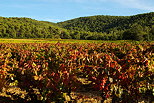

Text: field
xmin=0 ymin=38 xmax=106 ymax=43
xmin=0 ymin=38 xmax=146 ymax=43
xmin=0 ymin=39 xmax=154 ymax=103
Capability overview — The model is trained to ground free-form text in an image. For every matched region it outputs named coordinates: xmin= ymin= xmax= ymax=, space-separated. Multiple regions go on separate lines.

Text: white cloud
xmin=72 ymin=0 xmax=154 ymax=11
xmin=42 ymin=18 xmax=62 ymax=22
xmin=112 ymin=0 xmax=154 ymax=11
xmin=29 ymin=0 xmax=154 ymax=11
xmin=43 ymin=0 xmax=154 ymax=11
xmin=69 ymin=0 xmax=154 ymax=11
xmin=33 ymin=0 xmax=106 ymax=3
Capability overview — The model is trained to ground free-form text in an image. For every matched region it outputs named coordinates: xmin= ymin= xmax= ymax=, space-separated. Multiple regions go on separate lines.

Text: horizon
xmin=0 ymin=0 xmax=154 ymax=23
xmin=0 ymin=12 xmax=153 ymax=23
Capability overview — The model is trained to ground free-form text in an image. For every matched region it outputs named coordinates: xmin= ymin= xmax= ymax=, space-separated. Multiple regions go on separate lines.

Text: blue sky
xmin=0 ymin=0 xmax=154 ymax=22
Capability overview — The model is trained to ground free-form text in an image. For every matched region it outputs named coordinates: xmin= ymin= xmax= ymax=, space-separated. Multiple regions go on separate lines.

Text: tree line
xmin=0 ymin=12 xmax=154 ymax=40
xmin=58 ymin=12 xmax=154 ymax=41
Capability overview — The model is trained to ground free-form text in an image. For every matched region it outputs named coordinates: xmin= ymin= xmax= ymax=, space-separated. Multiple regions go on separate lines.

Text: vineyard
xmin=0 ymin=42 xmax=153 ymax=103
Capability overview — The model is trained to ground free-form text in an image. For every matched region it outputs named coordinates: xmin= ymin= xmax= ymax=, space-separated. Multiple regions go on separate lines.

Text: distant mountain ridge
xmin=57 ymin=12 xmax=154 ymax=33
xmin=0 ymin=12 xmax=154 ymax=40
xmin=0 ymin=17 xmax=69 ymax=39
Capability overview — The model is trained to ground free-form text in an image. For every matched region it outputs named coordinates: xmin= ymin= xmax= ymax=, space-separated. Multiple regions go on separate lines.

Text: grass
xmin=0 ymin=38 xmax=150 ymax=44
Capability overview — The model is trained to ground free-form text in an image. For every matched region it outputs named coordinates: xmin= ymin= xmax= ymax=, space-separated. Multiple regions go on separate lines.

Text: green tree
xmin=123 ymin=25 xmax=145 ymax=41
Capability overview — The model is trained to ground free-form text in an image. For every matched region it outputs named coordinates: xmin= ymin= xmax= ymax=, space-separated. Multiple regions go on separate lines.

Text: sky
xmin=0 ymin=0 xmax=154 ymax=22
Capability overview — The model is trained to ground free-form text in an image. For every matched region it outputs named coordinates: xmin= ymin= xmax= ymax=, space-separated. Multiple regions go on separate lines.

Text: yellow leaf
xmin=34 ymin=76 xmax=39 ymax=80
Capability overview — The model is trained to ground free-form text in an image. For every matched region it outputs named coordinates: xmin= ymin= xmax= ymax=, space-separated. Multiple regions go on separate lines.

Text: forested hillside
xmin=0 ymin=12 xmax=154 ymax=40
xmin=58 ymin=12 xmax=154 ymax=40
xmin=0 ymin=17 xmax=71 ymax=39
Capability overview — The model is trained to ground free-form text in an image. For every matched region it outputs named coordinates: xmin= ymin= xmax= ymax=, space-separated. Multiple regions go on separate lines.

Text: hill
xmin=0 ymin=17 xmax=70 ymax=39
xmin=58 ymin=12 xmax=154 ymax=40
xmin=0 ymin=12 xmax=154 ymax=40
